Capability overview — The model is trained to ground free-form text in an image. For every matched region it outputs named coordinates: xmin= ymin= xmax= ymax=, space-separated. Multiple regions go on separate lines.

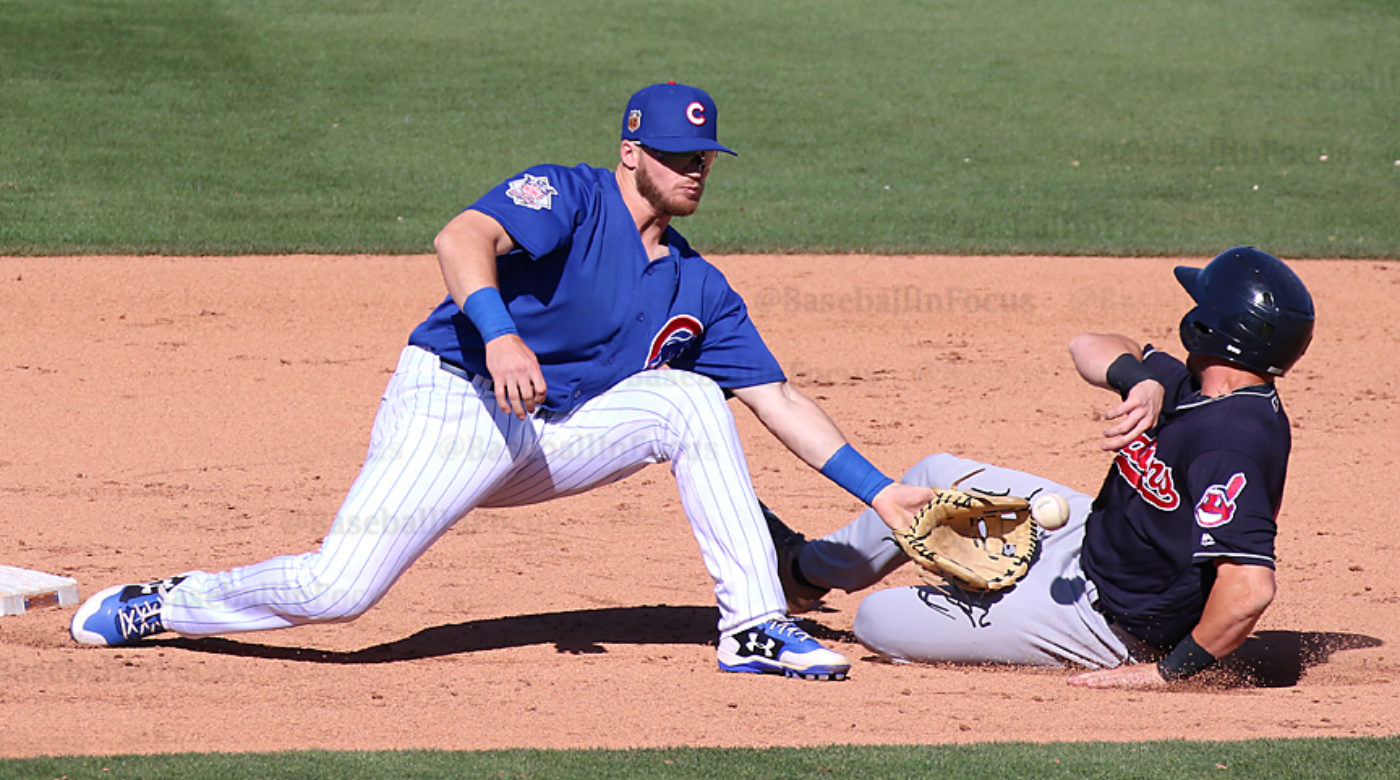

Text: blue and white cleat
xmin=717 ymin=618 xmax=850 ymax=680
xmin=70 ymin=576 xmax=186 ymax=646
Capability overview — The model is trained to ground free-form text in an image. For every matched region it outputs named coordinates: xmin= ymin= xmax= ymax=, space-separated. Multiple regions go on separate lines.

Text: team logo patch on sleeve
xmin=1195 ymin=472 xmax=1247 ymax=528
xmin=505 ymin=174 xmax=559 ymax=211
xmin=645 ymin=315 xmax=703 ymax=369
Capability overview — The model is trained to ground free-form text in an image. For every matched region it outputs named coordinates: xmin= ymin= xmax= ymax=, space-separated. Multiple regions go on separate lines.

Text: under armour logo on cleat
xmin=743 ymin=632 xmax=782 ymax=659
xmin=122 ymin=576 xmax=186 ymax=600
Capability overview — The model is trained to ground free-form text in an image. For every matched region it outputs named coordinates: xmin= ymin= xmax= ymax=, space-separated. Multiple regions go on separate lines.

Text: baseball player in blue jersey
xmin=70 ymin=82 xmax=933 ymax=681
xmin=766 ymin=247 xmax=1315 ymax=687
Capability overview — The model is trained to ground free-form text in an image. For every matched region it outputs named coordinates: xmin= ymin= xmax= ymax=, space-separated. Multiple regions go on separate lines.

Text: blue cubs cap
xmin=621 ymin=82 xmax=737 ymax=156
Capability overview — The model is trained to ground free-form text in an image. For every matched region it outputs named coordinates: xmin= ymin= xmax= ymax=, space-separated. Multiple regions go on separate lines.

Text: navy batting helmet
xmin=1174 ymin=246 xmax=1315 ymax=376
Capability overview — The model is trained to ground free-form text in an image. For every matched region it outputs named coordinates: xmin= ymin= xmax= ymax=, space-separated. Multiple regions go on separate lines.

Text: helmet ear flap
xmin=1178 ymin=309 xmax=1206 ymax=354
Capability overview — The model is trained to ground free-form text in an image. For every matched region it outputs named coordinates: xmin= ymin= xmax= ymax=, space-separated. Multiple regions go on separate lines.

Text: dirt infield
xmin=1 ymin=254 xmax=1396 ymax=757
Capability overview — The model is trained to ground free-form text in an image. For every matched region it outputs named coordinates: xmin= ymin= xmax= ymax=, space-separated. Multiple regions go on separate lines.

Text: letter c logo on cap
xmin=686 ymin=101 xmax=706 ymax=126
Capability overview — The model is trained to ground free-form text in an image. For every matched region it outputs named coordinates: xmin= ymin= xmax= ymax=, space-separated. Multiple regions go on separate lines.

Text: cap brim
xmin=636 ymin=137 xmax=737 ymax=156
xmin=1174 ymin=266 xmax=1202 ymax=300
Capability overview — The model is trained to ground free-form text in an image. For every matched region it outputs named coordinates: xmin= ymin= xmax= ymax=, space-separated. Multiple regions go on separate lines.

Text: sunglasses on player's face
xmin=638 ymin=145 xmax=717 ymax=174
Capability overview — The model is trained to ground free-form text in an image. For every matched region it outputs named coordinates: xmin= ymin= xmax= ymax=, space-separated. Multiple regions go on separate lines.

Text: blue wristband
xmin=461 ymin=287 xmax=518 ymax=342
xmin=819 ymin=444 xmax=894 ymax=505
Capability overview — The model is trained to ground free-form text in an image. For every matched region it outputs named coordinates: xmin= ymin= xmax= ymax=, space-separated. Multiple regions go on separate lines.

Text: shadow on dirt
xmin=1211 ymin=630 xmax=1383 ymax=688
xmin=150 ymin=615 xmax=1376 ymax=688
xmin=148 ymin=605 xmax=838 ymax=663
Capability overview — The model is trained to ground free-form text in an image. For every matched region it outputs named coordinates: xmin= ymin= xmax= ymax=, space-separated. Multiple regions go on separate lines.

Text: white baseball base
xmin=0 ymin=565 xmax=80 ymax=616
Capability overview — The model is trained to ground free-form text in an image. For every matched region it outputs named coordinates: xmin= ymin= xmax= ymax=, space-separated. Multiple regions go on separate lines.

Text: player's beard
xmin=636 ymin=161 xmax=702 ymax=217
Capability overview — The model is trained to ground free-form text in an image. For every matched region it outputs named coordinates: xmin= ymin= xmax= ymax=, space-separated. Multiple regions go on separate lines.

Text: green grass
xmin=1 ymin=0 xmax=1396 ymax=256
xmin=4 ymin=739 xmax=1400 ymax=779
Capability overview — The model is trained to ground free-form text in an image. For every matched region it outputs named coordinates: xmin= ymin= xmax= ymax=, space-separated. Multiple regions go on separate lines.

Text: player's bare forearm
xmin=730 ymin=381 xmax=847 ymax=468
xmin=1069 ymin=333 xmax=1163 ymax=449
xmin=1193 ymin=560 xmax=1275 ymax=658
xmin=434 ymin=209 xmax=517 ymax=305
xmin=438 ymin=210 xmax=544 ymax=418
xmin=1069 ymin=562 xmax=1274 ymax=689
xmin=1068 ymin=332 xmax=1143 ymax=389
xmin=731 ymin=382 xmax=934 ymax=529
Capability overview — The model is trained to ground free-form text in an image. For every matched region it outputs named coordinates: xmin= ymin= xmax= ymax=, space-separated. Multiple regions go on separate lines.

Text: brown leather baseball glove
xmin=892 ymin=471 xmax=1041 ymax=592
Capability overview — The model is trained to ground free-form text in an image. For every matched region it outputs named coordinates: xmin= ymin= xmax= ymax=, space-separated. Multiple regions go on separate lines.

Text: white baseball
xmin=1031 ymin=493 xmax=1070 ymax=530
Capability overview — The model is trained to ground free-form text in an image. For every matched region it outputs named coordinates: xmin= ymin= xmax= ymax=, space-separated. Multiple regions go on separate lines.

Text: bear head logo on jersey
xmin=645 ymin=315 xmax=703 ymax=369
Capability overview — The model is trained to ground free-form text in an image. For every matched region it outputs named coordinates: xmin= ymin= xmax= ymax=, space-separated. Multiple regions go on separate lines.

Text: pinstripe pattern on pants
xmin=164 ymin=346 xmax=786 ymax=636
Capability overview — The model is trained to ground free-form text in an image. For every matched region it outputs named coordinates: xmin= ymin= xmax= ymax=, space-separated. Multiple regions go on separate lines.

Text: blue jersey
xmin=408 ymin=164 xmax=784 ymax=413
xmin=1081 ymin=347 xmax=1291 ymax=648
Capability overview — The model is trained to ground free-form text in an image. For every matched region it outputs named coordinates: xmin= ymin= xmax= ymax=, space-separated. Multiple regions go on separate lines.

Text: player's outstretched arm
xmin=730 ymin=382 xmax=933 ymax=529
xmin=728 ymin=380 xmax=845 ymax=467
xmin=1068 ymin=561 xmax=1275 ymax=689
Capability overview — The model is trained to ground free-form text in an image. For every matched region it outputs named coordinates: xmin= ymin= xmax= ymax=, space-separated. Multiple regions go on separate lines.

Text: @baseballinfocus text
xmin=757 ymin=284 xmax=1033 ymax=315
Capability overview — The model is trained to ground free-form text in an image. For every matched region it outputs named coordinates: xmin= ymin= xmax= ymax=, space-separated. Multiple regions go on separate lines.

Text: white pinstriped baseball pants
xmin=164 ymin=346 xmax=787 ymax=636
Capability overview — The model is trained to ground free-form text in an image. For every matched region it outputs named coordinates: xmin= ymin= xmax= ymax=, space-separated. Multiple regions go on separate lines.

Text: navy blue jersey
xmin=1081 ymin=347 xmax=1291 ymax=648
xmin=408 ymin=164 xmax=784 ymax=413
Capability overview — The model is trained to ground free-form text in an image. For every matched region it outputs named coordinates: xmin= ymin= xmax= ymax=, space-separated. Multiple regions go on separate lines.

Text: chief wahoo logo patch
xmin=1195 ymin=472 xmax=1247 ymax=528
